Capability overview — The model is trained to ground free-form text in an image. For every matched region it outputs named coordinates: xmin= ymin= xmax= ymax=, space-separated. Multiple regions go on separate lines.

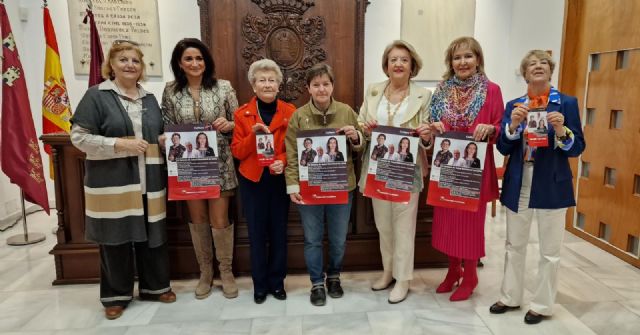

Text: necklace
xmin=384 ymin=84 xmax=408 ymax=126
xmin=113 ymin=80 xmax=140 ymax=112
xmin=188 ymin=86 xmax=202 ymax=123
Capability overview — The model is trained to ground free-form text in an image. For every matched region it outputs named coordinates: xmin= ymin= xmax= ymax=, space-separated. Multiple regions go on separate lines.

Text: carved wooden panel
xmin=241 ymin=2 xmax=327 ymax=102
xmin=200 ymin=0 xmax=365 ymax=109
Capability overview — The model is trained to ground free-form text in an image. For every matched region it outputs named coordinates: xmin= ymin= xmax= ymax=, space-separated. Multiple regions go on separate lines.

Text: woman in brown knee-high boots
xmin=162 ymin=38 xmax=238 ymax=299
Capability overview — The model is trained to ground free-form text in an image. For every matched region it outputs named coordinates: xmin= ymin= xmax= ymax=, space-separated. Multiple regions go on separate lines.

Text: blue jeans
xmin=297 ymin=191 xmax=353 ymax=286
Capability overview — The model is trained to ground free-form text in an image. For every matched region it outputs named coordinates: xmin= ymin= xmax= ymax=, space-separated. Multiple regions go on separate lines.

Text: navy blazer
xmin=497 ymin=90 xmax=585 ymax=213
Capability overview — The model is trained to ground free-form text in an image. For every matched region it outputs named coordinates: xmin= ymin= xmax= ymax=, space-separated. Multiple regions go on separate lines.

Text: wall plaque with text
xmin=67 ymin=0 xmax=163 ymax=77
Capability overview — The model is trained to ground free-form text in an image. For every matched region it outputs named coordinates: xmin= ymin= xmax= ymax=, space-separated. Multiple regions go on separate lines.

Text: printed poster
xmin=427 ymin=131 xmax=487 ymax=212
xmin=165 ymin=124 xmax=220 ymax=200
xmin=363 ymin=126 xmax=419 ymax=203
xmin=256 ymin=132 xmax=275 ymax=166
xmin=296 ymin=128 xmax=349 ymax=205
xmin=525 ymin=108 xmax=549 ymax=147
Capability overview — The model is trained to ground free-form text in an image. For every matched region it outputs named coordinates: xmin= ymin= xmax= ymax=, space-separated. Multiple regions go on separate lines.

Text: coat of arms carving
xmin=242 ymin=0 xmax=326 ymax=102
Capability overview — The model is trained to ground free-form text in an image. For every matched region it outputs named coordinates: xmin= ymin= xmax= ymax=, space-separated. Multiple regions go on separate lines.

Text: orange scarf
xmin=527 ymin=86 xmax=550 ymax=109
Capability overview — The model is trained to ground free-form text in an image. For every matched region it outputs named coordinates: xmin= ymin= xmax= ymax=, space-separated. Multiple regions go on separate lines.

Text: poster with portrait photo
xmin=296 ymin=128 xmax=348 ymax=205
xmin=255 ymin=132 xmax=275 ymax=166
xmin=363 ymin=126 xmax=419 ymax=203
xmin=165 ymin=124 xmax=220 ymax=201
xmin=427 ymin=131 xmax=487 ymax=212
xmin=525 ymin=108 xmax=549 ymax=147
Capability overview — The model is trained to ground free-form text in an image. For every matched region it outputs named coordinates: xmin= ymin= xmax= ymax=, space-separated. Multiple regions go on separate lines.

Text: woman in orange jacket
xmin=231 ymin=59 xmax=296 ymax=304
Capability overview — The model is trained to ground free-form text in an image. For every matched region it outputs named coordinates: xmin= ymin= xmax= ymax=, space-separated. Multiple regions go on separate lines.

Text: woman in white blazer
xmin=358 ymin=40 xmax=432 ymax=304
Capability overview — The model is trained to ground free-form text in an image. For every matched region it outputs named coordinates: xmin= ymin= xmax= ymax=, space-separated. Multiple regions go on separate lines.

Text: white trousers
xmin=499 ymin=163 xmax=567 ymax=315
xmin=372 ymin=192 xmax=419 ymax=281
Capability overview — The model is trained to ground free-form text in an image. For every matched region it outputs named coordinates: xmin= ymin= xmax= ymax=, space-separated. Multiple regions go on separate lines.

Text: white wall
xmin=364 ymin=0 xmax=565 ymax=165
xmin=502 ymin=0 xmax=565 ymax=100
xmin=364 ymin=0 xmax=564 ymax=95
xmin=0 ymin=0 xmax=565 ymax=221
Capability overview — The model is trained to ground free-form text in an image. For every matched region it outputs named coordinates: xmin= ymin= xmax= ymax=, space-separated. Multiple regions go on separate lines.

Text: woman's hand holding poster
xmin=165 ymin=124 xmax=220 ymax=200
xmin=297 ymin=129 xmax=348 ymax=204
xmin=427 ymin=131 xmax=487 ymax=211
xmin=363 ymin=126 xmax=419 ymax=203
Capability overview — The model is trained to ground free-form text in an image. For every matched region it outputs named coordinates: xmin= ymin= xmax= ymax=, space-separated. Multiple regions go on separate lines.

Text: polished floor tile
xmin=620 ymin=299 xmax=640 ymax=317
xmin=0 ymin=208 xmax=639 ymax=334
xmin=564 ymin=301 xmax=640 ymax=335
xmin=251 ymin=316 xmax=303 ymax=335
xmin=302 ymin=312 xmax=372 ymax=335
xmin=477 ymin=304 xmax=596 ymax=335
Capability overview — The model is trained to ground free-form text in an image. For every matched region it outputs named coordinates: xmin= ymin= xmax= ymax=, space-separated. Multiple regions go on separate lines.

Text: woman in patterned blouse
xmin=427 ymin=36 xmax=503 ymax=302
xmin=162 ymin=38 xmax=238 ymax=300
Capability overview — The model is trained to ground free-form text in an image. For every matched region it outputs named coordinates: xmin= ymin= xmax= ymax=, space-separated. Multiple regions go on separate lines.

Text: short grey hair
xmin=247 ymin=59 xmax=283 ymax=85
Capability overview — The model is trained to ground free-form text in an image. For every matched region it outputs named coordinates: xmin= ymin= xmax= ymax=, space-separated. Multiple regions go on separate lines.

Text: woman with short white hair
xmin=232 ymin=58 xmax=296 ymax=304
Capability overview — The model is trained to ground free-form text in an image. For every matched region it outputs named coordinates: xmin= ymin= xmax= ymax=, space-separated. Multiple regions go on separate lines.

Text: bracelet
xmin=555 ymin=127 xmax=572 ymax=141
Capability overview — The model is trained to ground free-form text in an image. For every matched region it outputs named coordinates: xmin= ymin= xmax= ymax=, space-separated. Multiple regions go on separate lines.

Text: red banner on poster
xmin=363 ymin=126 xmax=418 ymax=203
xmin=525 ymin=108 xmax=549 ymax=147
xmin=426 ymin=132 xmax=487 ymax=212
xmin=255 ymin=132 xmax=275 ymax=166
xmin=296 ymin=129 xmax=348 ymax=205
xmin=165 ymin=124 xmax=220 ymax=200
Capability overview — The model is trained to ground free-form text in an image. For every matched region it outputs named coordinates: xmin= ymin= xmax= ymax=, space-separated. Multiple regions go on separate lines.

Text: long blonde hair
xmin=442 ymin=36 xmax=485 ymax=80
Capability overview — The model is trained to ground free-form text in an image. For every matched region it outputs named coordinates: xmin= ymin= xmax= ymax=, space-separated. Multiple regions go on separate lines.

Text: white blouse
xmin=376 ymin=95 xmax=409 ymax=127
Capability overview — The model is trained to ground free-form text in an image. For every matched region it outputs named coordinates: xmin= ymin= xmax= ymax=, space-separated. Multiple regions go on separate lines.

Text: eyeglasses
xmin=112 ymin=39 xmax=140 ymax=46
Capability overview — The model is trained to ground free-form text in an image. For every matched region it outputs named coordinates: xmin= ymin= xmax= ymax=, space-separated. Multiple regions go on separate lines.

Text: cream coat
xmin=357 ymin=80 xmax=432 ymax=192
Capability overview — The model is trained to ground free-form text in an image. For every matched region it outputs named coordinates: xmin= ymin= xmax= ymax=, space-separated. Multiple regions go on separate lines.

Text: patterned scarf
xmin=430 ymin=72 xmax=488 ymax=130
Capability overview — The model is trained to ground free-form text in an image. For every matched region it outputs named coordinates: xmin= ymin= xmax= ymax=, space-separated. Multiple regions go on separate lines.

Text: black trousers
xmin=239 ymin=169 xmax=289 ymax=294
xmin=99 ymin=241 xmax=171 ymax=307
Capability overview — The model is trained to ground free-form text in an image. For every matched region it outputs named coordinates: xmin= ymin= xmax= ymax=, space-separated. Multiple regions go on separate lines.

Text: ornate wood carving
xmin=197 ymin=0 xmax=211 ymax=48
xmin=241 ymin=0 xmax=327 ymax=102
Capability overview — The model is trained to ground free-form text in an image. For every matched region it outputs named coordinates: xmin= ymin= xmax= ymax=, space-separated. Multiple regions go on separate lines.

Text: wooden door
xmin=560 ymin=0 xmax=640 ymax=267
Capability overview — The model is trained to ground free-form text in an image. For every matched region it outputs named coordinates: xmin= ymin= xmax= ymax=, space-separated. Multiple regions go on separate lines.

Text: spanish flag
xmin=42 ymin=5 xmax=72 ymax=178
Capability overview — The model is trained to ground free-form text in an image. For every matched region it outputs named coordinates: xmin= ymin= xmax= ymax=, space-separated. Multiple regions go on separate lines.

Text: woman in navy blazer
xmin=489 ymin=50 xmax=585 ymax=325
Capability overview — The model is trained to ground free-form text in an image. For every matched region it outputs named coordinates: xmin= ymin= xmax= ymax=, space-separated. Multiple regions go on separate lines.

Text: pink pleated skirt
xmin=431 ymin=205 xmax=487 ymax=259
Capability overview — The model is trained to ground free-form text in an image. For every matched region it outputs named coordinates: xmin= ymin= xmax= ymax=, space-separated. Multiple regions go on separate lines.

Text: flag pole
xmin=6 ymin=190 xmax=46 ymax=245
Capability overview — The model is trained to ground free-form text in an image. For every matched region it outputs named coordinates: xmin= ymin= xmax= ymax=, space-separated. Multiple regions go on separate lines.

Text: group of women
xmin=71 ymin=36 xmax=584 ymax=324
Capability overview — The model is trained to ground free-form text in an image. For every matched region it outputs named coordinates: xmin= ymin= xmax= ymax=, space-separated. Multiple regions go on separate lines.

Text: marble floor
xmin=0 ymin=205 xmax=639 ymax=335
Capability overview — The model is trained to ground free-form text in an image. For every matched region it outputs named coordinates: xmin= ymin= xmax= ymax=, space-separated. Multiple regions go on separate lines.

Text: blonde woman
xmin=358 ymin=40 xmax=432 ymax=304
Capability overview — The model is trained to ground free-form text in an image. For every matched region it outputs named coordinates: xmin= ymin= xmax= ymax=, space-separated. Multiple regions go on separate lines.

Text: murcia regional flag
xmin=1 ymin=1 xmax=50 ymax=214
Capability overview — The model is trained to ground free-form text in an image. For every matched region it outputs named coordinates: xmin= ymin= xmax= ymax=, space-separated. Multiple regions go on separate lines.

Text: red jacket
xmin=231 ymin=97 xmax=296 ymax=182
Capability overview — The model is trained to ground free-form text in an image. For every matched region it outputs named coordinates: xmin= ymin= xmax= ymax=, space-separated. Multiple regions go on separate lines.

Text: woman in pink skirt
xmin=427 ymin=37 xmax=503 ymax=301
